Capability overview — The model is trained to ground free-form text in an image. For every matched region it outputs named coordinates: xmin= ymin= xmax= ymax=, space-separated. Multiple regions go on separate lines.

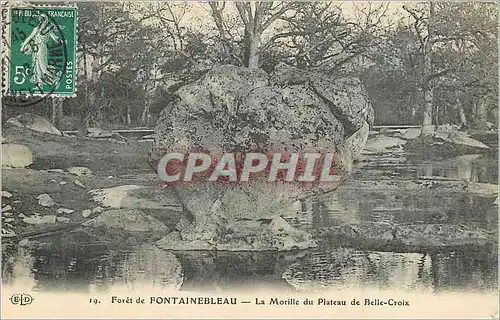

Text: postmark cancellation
xmin=1 ymin=4 xmax=78 ymax=101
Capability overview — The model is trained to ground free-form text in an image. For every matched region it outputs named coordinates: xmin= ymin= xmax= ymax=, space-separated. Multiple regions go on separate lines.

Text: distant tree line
xmin=2 ymin=1 xmax=497 ymax=133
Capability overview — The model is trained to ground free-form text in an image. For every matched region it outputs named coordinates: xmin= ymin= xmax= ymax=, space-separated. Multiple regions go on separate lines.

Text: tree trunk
xmin=142 ymin=83 xmax=154 ymax=126
xmin=458 ymin=103 xmax=467 ymax=128
xmin=420 ymin=2 xmax=435 ymax=137
xmin=51 ymin=98 xmax=63 ymax=127
xmin=473 ymin=97 xmax=488 ymax=130
xmin=126 ymin=104 xmax=131 ymax=125
xmin=209 ymin=3 xmax=237 ymax=65
xmin=82 ymin=5 xmax=104 ymax=133
xmin=247 ymin=33 xmax=260 ymax=69
xmin=434 ymin=104 xmax=439 ymax=127
xmin=421 ymin=86 xmax=434 ymax=136
xmin=141 ymin=101 xmax=150 ymax=126
xmin=77 ymin=52 xmax=89 ymax=137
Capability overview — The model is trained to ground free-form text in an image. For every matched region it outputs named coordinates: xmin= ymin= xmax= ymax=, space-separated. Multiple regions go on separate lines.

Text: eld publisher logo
xmin=9 ymin=293 xmax=34 ymax=306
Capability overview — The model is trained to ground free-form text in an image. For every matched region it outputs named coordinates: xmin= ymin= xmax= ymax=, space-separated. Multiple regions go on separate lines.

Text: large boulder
xmin=88 ymin=185 xmax=184 ymax=212
xmin=404 ymin=125 xmax=489 ymax=158
xmin=2 ymin=144 xmax=33 ymax=168
xmin=434 ymin=124 xmax=489 ymax=149
xmin=82 ymin=209 xmax=171 ymax=245
xmin=86 ymin=127 xmax=128 ymax=142
xmin=149 ymin=64 xmax=374 ymax=251
xmin=6 ymin=113 xmax=62 ymax=135
xmin=88 ymin=185 xmax=186 ymax=229
xmin=363 ymin=134 xmax=406 ymax=154
xmin=89 ymin=209 xmax=169 ymax=233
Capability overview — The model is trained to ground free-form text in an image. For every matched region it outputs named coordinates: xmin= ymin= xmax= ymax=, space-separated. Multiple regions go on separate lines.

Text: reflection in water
xmin=1 ymin=152 xmax=498 ymax=294
xmin=3 ymin=240 xmax=498 ymax=292
xmin=2 ymin=240 xmax=496 ymax=294
xmin=311 ymin=183 xmax=498 ymax=229
xmin=175 ymin=251 xmax=304 ymax=292
xmin=2 ymin=244 xmax=37 ymax=291
xmin=415 ymin=154 xmax=498 ymax=183
xmin=360 ymin=153 xmax=498 ymax=184
xmin=283 ymin=246 xmax=496 ymax=294
xmin=2 ymin=239 xmax=183 ymax=294
xmin=2 ymin=242 xmax=297 ymax=293
xmin=430 ymin=248 xmax=498 ymax=293
xmin=283 ymin=249 xmax=433 ymax=293
xmin=90 ymin=244 xmax=183 ymax=293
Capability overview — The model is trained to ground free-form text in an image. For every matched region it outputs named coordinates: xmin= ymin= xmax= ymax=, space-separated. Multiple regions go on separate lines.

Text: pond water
xmin=1 ymin=148 xmax=498 ymax=294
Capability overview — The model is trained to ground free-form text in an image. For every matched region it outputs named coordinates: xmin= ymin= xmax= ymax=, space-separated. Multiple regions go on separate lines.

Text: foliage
xmin=359 ymin=2 xmax=497 ymax=127
xmin=9 ymin=1 xmax=493 ymax=129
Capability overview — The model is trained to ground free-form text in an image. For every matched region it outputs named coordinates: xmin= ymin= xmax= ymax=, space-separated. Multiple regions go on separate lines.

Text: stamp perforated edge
xmin=1 ymin=2 xmax=79 ymax=99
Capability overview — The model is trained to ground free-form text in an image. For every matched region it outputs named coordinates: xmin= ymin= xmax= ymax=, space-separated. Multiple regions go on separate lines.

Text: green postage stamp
xmin=3 ymin=6 xmax=77 ymax=98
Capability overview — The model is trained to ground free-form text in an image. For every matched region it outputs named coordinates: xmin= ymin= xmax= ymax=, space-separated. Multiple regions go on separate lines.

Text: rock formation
xmin=149 ymin=64 xmax=374 ymax=251
xmin=2 ymin=144 xmax=33 ymax=168
xmin=6 ymin=113 xmax=62 ymax=136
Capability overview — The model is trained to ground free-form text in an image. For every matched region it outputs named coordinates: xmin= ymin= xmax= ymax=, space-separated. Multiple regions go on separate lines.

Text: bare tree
xmin=132 ymin=3 xmax=191 ymax=125
xmin=403 ymin=2 xmax=497 ymax=134
xmin=208 ymin=1 xmax=300 ymax=69
xmin=78 ymin=2 xmax=139 ymax=132
xmin=207 ymin=1 xmax=389 ymax=73
xmin=403 ymin=3 xmax=439 ymax=135
xmin=271 ymin=2 xmax=389 ymax=71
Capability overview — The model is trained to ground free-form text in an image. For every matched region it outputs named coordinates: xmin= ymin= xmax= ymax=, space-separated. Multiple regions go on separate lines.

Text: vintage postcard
xmin=0 ymin=1 xmax=498 ymax=319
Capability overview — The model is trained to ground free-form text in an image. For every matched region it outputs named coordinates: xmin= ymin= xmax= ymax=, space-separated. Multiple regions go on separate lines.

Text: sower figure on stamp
xmin=20 ymin=13 xmax=62 ymax=88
